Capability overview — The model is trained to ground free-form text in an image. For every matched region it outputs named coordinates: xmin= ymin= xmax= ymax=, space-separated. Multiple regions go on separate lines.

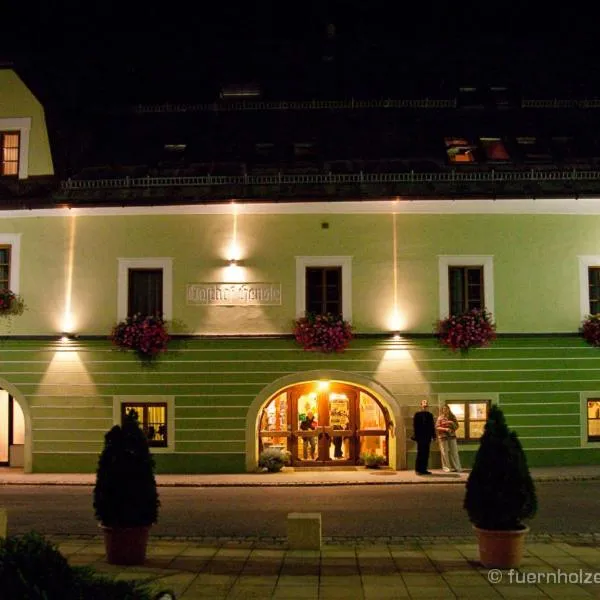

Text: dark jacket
xmin=300 ymin=416 xmax=316 ymax=431
xmin=413 ymin=410 xmax=435 ymax=442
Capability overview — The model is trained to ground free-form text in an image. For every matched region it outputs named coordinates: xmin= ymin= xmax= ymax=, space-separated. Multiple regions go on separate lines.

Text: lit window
xmin=449 ymin=266 xmax=484 ymax=315
xmin=121 ymin=403 xmax=167 ymax=447
xmin=1 ymin=132 xmax=19 ymax=176
xmin=587 ymin=400 xmax=600 ymax=442
xmin=447 ymin=401 xmax=490 ymax=442
xmin=445 ymin=137 xmax=476 ymax=163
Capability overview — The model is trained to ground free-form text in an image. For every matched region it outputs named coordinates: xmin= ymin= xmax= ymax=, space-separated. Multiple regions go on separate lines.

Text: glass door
xmin=290 ymin=384 xmax=357 ymax=466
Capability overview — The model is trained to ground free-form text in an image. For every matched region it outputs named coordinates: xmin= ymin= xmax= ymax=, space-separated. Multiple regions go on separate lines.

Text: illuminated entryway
xmin=258 ymin=381 xmax=390 ymax=467
xmin=0 ymin=389 xmax=25 ymax=467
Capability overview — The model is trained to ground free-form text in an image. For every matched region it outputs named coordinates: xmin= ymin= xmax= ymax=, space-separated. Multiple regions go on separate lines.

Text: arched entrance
xmin=0 ymin=391 xmax=24 ymax=467
xmin=0 ymin=378 xmax=31 ymax=472
xmin=247 ymin=371 xmax=404 ymax=470
xmin=259 ymin=381 xmax=390 ymax=467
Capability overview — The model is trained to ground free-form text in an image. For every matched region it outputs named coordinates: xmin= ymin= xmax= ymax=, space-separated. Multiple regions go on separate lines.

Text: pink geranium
xmin=293 ymin=312 xmax=353 ymax=353
xmin=437 ymin=309 xmax=496 ymax=352
xmin=111 ymin=314 xmax=169 ymax=360
xmin=582 ymin=314 xmax=600 ymax=346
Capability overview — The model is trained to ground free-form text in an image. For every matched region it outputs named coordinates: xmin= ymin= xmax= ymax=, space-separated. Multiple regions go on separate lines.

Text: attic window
xmin=445 ymin=137 xmax=477 ymax=164
xmin=480 ymin=137 xmax=510 ymax=161
xmin=164 ymin=144 xmax=186 ymax=152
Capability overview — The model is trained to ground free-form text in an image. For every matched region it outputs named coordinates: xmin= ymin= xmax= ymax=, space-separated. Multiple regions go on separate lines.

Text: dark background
xmin=2 ymin=1 xmax=599 ymax=106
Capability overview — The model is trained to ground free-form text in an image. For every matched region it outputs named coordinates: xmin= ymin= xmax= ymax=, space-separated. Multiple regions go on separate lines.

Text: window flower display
xmin=0 ymin=289 xmax=25 ymax=317
xmin=436 ymin=309 xmax=496 ymax=352
xmin=581 ymin=314 xmax=600 ymax=347
xmin=293 ymin=312 xmax=353 ymax=353
xmin=111 ymin=314 xmax=169 ymax=361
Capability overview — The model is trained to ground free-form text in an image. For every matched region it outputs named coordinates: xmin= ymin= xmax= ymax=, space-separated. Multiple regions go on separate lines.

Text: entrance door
xmin=290 ymin=383 xmax=357 ymax=466
xmin=0 ymin=391 xmax=24 ymax=467
xmin=258 ymin=382 xmax=389 ymax=468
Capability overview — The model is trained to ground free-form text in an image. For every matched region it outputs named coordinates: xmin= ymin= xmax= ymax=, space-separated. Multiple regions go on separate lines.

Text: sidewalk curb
xmin=2 ymin=475 xmax=600 ymax=487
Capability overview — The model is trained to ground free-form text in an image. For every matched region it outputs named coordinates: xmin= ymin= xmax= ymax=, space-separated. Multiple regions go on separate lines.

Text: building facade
xmin=2 ymin=68 xmax=600 ymax=473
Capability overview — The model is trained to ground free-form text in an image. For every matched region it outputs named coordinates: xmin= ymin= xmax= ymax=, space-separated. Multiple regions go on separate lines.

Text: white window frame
xmin=0 ymin=118 xmax=31 ymax=179
xmin=117 ymin=258 xmax=173 ymax=321
xmin=578 ymin=256 xmax=600 ymax=321
xmin=0 ymin=233 xmax=21 ymax=292
xmin=580 ymin=392 xmax=600 ymax=447
xmin=439 ymin=392 xmax=499 ymax=443
xmin=438 ymin=255 xmax=494 ymax=320
xmin=113 ymin=395 xmax=175 ymax=453
xmin=295 ymin=255 xmax=353 ymax=320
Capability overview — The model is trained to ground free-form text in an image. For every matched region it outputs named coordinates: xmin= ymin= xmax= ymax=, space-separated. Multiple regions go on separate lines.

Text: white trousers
xmin=439 ymin=437 xmax=461 ymax=471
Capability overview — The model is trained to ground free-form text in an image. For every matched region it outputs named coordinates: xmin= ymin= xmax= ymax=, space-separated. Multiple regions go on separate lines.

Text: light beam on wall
xmin=61 ymin=214 xmax=77 ymax=334
xmin=387 ymin=211 xmax=405 ymax=331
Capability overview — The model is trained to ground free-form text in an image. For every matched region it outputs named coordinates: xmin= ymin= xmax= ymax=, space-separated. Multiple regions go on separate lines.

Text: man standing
xmin=413 ymin=399 xmax=435 ymax=475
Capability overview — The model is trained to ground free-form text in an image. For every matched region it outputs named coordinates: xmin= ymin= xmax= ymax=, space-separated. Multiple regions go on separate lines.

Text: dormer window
xmin=1 ymin=132 xmax=19 ymax=176
xmin=445 ymin=137 xmax=477 ymax=164
xmin=480 ymin=137 xmax=510 ymax=162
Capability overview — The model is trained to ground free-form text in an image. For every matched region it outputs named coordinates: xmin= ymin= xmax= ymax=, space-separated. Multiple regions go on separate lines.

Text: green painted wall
xmin=1 ymin=336 xmax=600 ymax=473
xmin=0 ymin=69 xmax=54 ymax=176
xmin=1 ymin=211 xmax=600 ymax=336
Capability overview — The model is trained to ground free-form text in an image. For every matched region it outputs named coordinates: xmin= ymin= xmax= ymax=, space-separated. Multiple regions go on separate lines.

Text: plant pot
xmin=474 ymin=525 xmax=529 ymax=568
xmin=101 ymin=525 xmax=151 ymax=565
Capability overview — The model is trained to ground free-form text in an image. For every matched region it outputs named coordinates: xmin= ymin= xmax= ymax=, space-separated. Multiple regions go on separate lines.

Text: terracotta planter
xmin=474 ymin=525 xmax=529 ymax=568
xmin=101 ymin=525 xmax=151 ymax=565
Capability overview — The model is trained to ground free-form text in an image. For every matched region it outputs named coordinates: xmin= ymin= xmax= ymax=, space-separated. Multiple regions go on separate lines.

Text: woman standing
xmin=436 ymin=405 xmax=462 ymax=472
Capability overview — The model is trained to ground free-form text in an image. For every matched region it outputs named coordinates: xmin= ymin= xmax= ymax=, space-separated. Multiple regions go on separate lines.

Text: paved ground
xmin=3 ymin=466 xmax=600 ymax=599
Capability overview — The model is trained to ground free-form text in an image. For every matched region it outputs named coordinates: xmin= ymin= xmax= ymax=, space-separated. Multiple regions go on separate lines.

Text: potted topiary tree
xmin=93 ymin=410 xmax=160 ymax=565
xmin=464 ymin=405 xmax=537 ymax=568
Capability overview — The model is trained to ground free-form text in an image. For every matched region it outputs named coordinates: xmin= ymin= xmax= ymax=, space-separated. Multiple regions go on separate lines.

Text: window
xmin=0 ymin=119 xmax=30 ymax=179
xmin=1 ymin=132 xmax=19 ymax=176
xmin=0 ymin=245 xmax=10 ymax=290
xmin=438 ymin=256 xmax=494 ymax=320
xmin=587 ymin=400 xmax=600 ymax=442
xmin=121 ymin=402 xmax=167 ymax=447
xmin=446 ymin=400 xmax=490 ymax=442
xmin=295 ymin=256 xmax=352 ymax=320
xmin=306 ymin=266 xmax=342 ymax=315
xmin=589 ymin=268 xmax=600 ymax=315
xmin=0 ymin=235 xmax=20 ymax=293
xmin=128 ymin=268 xmax=163 ymax=317
xmin=445 ymin=137 xmax=477 ymax=164
xmin=117 ymin=258 xmax=172 ymax=322
xmin=449 ymin=266 xmax=484 ymax=315
xmin=480 ymin=137 xmax=510 ymax=162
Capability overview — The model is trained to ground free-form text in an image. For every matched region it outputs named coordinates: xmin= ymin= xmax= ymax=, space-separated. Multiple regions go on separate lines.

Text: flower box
xmin=0 ymin=289 xmax=25 ymax=318
xmin=293 ymin=312 xmax=353 ymax=353
xmin=111 ymin=314 xmax=169 ymax=361
xmin=437 ymin=309 xmax=496 ymax=352
xmin=581 ymin=314 xmax=600 ymax=346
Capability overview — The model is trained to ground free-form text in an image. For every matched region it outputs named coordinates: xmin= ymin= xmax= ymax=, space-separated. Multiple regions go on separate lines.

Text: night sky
xmin=2 ymin=2 xmax=599 ymax=106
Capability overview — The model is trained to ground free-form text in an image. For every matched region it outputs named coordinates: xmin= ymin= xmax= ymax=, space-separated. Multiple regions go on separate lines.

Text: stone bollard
xmin=0 ymin=508 xmax=7 ymax=538
xmin=287 ymin=512 xmax=321 ymax=550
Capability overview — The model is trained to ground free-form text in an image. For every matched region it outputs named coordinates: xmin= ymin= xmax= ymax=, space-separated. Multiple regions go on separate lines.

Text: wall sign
xmin=186 ymin=283 xmax=282 ymax=306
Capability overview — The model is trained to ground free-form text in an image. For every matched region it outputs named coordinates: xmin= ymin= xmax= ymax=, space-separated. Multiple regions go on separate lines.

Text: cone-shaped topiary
xmin=93 ymin=410 xmax=160 ymax=527
xmin=464 ymin=405 xmax=537 ymax=530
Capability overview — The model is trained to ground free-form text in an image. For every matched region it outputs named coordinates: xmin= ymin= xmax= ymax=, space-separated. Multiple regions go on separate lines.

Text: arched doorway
xmin=0 ymin=389 xmax=25 ymax=467
xmin=258 ymin=381 xmax=391 ymax=467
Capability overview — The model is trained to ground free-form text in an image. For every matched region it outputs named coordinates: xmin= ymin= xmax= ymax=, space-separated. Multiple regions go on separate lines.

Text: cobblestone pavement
xmin=52 ymin=533 xmax=600 ymax=599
